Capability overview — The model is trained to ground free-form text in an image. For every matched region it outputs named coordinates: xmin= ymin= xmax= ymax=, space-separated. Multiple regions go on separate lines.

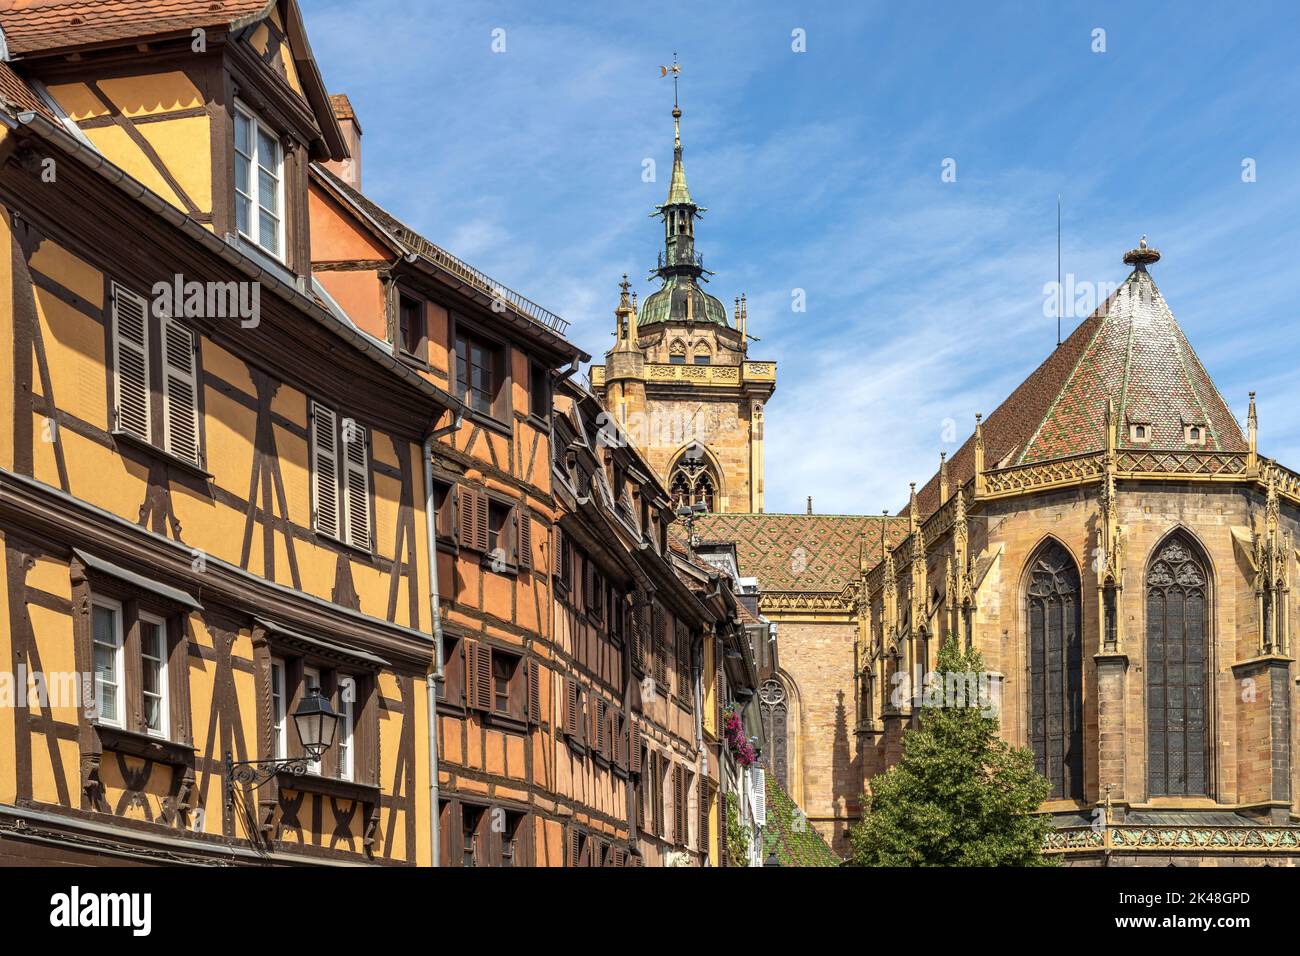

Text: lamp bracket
xmin=224 ymin=750 xmax=312 ymax=808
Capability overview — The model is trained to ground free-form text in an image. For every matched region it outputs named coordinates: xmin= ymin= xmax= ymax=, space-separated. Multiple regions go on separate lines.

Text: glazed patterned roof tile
xmin=694 ymin=513 xmax=909 ymax=593
xmin=0 ymin=0 xmax=273 ymax=55
xmin=914 ymin=265 xmax=1244 ymax=517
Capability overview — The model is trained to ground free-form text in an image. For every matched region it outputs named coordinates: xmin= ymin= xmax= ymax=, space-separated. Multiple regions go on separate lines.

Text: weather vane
xmin=660 ymin=52 xmax=681 ymax=107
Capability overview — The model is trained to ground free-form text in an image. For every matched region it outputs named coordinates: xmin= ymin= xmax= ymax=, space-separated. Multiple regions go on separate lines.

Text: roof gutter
xmin=6 ymin=109 xmax=466 ymax=417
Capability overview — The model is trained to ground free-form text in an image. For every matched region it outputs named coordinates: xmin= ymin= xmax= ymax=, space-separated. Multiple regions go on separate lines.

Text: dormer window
xmin=234 ymin=102 xmax=285 ymax=260
xmin=1184 ymin=423 xmax=1206 ymax=445
xmin=1129 ymin=422 xmax=1150 ymax=443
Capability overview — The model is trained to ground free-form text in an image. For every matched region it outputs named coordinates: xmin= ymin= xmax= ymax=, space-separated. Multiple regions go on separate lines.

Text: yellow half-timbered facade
xmin=0 ymin=0 xmax=459 ymax=866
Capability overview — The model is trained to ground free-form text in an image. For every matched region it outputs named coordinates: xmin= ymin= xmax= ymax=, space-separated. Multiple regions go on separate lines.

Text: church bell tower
xmin=592 ymin=76 xmax=776 ymax=514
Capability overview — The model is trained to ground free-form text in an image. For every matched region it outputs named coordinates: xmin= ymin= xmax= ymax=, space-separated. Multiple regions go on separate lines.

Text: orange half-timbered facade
xmin=0 ymin=0 xmax=459 ymax=866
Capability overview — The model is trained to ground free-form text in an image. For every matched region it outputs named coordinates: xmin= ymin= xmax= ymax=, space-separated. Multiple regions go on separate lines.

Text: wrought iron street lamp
xmin=224 ymin=684 xmax=339 ymax=808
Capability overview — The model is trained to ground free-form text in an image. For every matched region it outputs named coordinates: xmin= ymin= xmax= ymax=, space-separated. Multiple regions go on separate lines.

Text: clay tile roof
xmin=735 ymin=600 xmax=761 ymax=627
xmin=0 ymin=60 xmax=57 ymax=121
xmin=913 ymin=262 xmax=1244 ymax=518
xmin=694 ymin=513 xmax=908 ymax=593
xmin=0 ymin=0 xmax=273 ymax=55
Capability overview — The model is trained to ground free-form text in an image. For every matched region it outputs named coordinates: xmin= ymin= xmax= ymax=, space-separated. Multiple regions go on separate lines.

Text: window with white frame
xmin=91 ymin=601 xmax=125 ymax=728
xmin=271 ymin=657 xmax=287 ymax=760
xmin=139 ymin=612 xmax=169 ymax=738
xmin=337 ymin=676 xmax=356 ymax=781
xmin=234 ymin=102 xmax=285 ymax=259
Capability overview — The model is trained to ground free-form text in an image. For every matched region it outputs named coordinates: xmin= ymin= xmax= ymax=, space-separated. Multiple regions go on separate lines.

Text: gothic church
xmin=595 ymin=100 xmax=1300 ymax=865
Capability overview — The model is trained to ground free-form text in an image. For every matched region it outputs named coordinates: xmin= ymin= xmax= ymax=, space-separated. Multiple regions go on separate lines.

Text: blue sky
xmin=301 ymin=0 xmax=1300 ymax=515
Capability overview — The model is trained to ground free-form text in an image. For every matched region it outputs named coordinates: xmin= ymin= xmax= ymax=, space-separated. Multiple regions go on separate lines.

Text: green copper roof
xmin=662 ymin=108 xmax=695 ymax=207
xmin=640 ymin=106 xmax=728 ymax=328
xmin=639 ymin=274 xmax=729 ymax=327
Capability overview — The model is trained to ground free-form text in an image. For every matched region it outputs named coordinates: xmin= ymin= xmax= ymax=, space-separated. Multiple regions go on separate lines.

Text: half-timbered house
xmin=551 ymin=370 xmax=759 ymax=866
xmin=0 ymin=0 xmax=460 ymax=866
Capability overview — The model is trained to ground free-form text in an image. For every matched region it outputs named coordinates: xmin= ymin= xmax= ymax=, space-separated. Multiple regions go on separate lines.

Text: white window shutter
xmin=311 ymin=402 xmax=340 ymax=539
xmin=750 ymin=767 xmax=766 ymax=827
xmin=342 ymin=418 xmax=371 ymax=551
xmin=111 ymin=283 xmax=151 ymax=442
xmin=161 ymin=317 xmax=201 ymax=466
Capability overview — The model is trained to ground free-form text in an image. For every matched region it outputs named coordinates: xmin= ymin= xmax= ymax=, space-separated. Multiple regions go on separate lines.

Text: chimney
xmin=324 ymin=93 xmax=362 ymax=190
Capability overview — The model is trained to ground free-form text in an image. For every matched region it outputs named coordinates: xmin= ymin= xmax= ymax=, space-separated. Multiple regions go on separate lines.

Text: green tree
xmin=850 ymin=638 xmax=1056 ymax=866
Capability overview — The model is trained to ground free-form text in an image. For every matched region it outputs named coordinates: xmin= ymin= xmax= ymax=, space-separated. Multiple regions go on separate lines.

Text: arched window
xmin=759 ymin=679 xmax=789 ymax=789
xmin=1027 ymin=541 xmax=1084 ymax=800
xmin=668 ymin=339 xmax=687 ymax=365
xmin=693 ymin=343 xmax=711 ymax=366
xmin=669 ymin=470 xmax=693 ymax=511
xmin=1146 ymin=535 xmax=1209 ymax=797
xmin=668 ymin=448 xmax=718 ymax=513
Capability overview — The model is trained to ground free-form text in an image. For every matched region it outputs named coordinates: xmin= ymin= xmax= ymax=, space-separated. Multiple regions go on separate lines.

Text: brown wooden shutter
xmin=526 ymin=660 xmax=541 ymax=724
xmin=517 ymin=509 xmax=532 ymax=568
xmin=653 ymin=606 xmax=668 ymax=687
xmin=631 ymin=591 xmax=647 ymax=672
xmin=563 ymin=677 xmax=579 ymax=737
xmin=672 ymin=764 xmax=684 ymax=845
xmin=457 ymin=486 xmax=476 ymax=550
xmin=698 ymin=780 xmax=711 ymax=860
xmin=715 ymin=670 xmax=725 ymax=733
xmin=652 ymin=753 xmax=665 ymax=838
xmin=464 ymin=639 xmax=478 ymax=709
xmin=675 ymin=622 xmax=689 ymax=701
xmin=568 ymin=828 xmax=581 ymax=867
xmin=474 ymin=491 xmax=490 ymax=553
xmin=629 ymin=724 xmax=642 ymax=773
xmin=467 ymin=640 xmax=492 ymax=711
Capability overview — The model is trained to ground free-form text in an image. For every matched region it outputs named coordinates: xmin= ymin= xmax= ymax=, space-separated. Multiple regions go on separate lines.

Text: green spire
xmin=639 ymin=77 xmax=729 ymax=328
xmin=665 ymin=106 xmax=695 ymax=207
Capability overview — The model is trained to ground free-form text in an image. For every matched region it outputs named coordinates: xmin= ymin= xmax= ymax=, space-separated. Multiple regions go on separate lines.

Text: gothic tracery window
xmin=1027 ymin=541 xmax=1084 ymax=800
xmin=1146 ymin=535 xmax=1210 ymax=797
xmin=668 ymin=449 xmax=717 ymax=512
xmin=759 ymin=678 xmax=789 ymax=789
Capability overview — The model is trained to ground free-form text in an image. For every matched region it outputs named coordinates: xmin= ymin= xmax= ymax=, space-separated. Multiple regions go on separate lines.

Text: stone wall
xmin=768 ymin=618 xmax=860 ymax=856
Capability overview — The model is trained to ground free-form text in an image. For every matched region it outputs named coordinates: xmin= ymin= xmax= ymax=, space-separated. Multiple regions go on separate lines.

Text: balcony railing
xmin=657 ymin=248 xmax=704 ymax=271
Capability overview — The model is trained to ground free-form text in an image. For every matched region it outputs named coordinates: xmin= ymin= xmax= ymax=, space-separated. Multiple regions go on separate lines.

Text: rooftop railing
xmin=399 ymin=228 xmax=570 ymax=336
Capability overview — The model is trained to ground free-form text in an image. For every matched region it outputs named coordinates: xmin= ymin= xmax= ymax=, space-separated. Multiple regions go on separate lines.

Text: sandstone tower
xmin=593 ymin=100 xmax=776 ymax=513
